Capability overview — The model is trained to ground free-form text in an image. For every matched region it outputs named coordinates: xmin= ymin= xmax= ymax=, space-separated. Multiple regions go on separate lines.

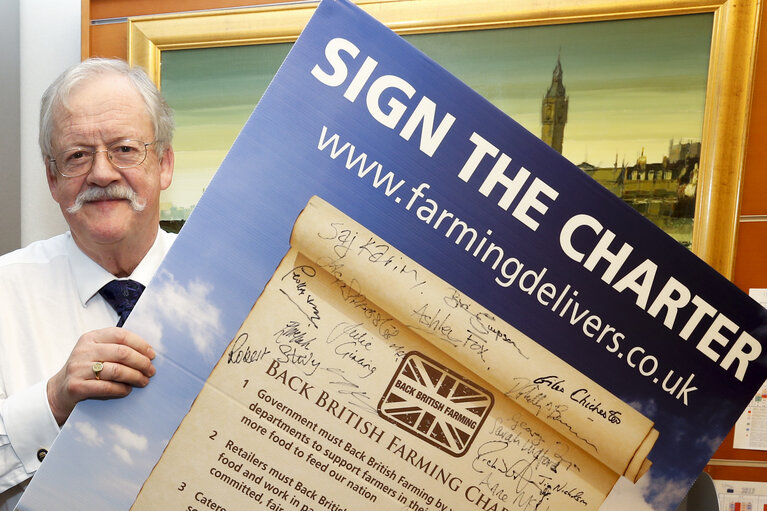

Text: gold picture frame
xmin=128 ymin=0 xmax=761 ymax=279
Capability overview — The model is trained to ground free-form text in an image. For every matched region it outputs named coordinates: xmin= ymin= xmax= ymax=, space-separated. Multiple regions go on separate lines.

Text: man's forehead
xmin=52 ymin=76 xmax=152 ymax=145
xmin=62 ymin=73 xmax=143 ymax=111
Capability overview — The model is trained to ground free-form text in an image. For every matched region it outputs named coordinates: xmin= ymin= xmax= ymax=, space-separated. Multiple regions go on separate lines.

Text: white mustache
xmin=66 ymin=184 xmax=146 ymax=214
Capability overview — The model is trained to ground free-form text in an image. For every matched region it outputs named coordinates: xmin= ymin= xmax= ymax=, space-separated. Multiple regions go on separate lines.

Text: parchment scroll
xmin=291 ymin=198 xmax=658 ymax=483
xmin=130 ymin=196 xmax=657 ymax=511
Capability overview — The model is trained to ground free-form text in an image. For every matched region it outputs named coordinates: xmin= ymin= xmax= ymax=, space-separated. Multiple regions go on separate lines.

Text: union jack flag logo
xmin=378 ymin=351 xmax=493 ymax=456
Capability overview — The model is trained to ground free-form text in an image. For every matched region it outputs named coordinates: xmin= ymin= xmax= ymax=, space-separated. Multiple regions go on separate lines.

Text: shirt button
xmin=37 ymin=448 xmax=48 ymax=462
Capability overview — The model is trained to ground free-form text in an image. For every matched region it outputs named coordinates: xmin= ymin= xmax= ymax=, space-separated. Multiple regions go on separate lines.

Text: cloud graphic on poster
xmin=109 ymin=424 xmax=148 ymax=451
xmin=645 ymin=474 xmax=690 ymax=511
xmin=697 ymin=432 xmax=725 ymax=453
xmin=131 ymin=269 xmax=224 ymax=356
xmin=602 ymin=475 xmax=656 ymax=511
xmin=92 ymin=472 xmax=142 ymax=508
xmin=106 ymin=423 xmax=148 ymax=465
xmin=602 ymin=470 xmax=690 ymax=511
xmin=627 ymin=397 xmax=658 ymax=419
xmin=113 ymin=445 xmax=133 ymax=464
xmin=73 ymin=421 xmax=104 ymax=447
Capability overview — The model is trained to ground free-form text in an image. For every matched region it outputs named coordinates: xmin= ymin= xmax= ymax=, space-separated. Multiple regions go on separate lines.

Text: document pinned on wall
xmin=733 ymin=289 xmax=767 ymax=451
xmin=749 ymin=289 xmax=767 ymax=309
xmin=17 ymin=1 xmax=767 ymax=510
xmin=714 ymin=479 xmax=767 ymax=511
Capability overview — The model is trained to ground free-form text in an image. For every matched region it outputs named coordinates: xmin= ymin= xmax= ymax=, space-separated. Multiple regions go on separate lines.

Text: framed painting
xmin=128 ymin=0 xmax=760 ymax=279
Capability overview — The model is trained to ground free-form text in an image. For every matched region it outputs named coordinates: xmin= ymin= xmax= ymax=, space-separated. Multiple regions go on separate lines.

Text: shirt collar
xmin=69 ymin=228 xmax=171 ymax=306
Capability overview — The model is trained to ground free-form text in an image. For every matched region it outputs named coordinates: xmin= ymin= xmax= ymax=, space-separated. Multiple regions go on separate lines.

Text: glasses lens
xmin=56 ymin=148 xmax=93 ymax=177
xmin=108 ymin=140 xmax=147 ymax=168
xmin=53 ymin=140 xmax=150 ymax=177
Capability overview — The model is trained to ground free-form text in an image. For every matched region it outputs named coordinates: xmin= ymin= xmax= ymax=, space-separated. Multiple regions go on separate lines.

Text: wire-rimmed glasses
xmin=50 ymin=139 xmax=155 ymax=178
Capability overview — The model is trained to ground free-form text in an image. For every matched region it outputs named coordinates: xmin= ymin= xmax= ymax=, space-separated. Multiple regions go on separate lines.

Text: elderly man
xmin=0 ymin=58 xmax=175 ymax=509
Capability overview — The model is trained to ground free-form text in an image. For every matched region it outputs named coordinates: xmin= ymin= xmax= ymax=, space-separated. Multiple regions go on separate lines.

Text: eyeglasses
xmin=50 ymin=139 xmax=155 ymax=178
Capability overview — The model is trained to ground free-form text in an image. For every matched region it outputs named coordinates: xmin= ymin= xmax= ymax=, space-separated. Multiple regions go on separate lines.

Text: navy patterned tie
xmin=98 ymin=280 xmax=145 ymax=327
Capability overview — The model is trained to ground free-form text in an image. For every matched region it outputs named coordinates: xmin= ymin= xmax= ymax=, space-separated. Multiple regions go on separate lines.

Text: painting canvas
xmin=159 ymin=13 xmax=712 ymax=247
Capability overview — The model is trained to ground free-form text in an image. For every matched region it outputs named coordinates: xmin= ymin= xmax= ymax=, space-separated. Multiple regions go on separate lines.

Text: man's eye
xmin=67 ymin=151 xmax=88 ymax=162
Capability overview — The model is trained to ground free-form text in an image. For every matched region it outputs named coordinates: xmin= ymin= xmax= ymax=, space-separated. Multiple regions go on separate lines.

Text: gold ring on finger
xmin=92 ymin=361 xmax=104 ymax=380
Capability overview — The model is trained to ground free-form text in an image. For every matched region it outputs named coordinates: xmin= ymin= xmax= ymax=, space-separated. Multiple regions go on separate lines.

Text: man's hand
xmin=47 ymin=327 xmax=156 ymax=425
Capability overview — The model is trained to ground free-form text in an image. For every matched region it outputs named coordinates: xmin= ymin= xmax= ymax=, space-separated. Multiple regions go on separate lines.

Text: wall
xmin=0 ymin=0 xmax=22 ymax=254
xmin=1 ymin=0 xmax=82 ymax=251
xmin=733 ymin=10 xmax=767 ymax=294
xmin=19 ymin=0 xmax=81 ymax=246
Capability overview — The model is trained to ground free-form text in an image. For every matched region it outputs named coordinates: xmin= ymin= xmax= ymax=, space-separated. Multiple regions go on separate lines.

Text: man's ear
xmin=159 ymin=146 xmax=174 ymax=191
xmin=45 ymin=160 xmax=62 ymax=205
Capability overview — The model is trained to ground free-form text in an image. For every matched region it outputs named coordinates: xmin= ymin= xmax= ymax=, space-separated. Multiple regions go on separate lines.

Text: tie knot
xmin=98 ymin=279 xmax=145 ymax=327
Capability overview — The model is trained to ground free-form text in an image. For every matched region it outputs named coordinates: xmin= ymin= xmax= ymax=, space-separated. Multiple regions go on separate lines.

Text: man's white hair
xmin=39 ymin=58 xmax=174 ymax=175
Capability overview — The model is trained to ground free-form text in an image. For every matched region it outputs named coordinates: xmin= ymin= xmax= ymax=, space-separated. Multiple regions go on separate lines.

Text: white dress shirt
xmin=0 ymin=228 xmax=175 ymax=510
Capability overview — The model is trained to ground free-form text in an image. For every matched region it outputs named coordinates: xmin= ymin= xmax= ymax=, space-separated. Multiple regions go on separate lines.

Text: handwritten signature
xmin=280 ymin=265 xmax=321 ymax=328
xmin=505 ymin=378 xmax=598 ymax=453
xmin=271 ymin=338 xmax=321 ymax=377
xmin=273 ymin=320 xmax=317 ymax=349
xmin=410 ymin=303 xmax=489 ymax=361
xmin=315 ymin=222 xmax=426 ymax=290
xmin=470 ymin=418 xmax=586 ymax=510
xmin=444 ymin=288 xmax=527 ymax=359
xmin=326 ymin=321 xmax=378 ymax=378
xmin=322 ymin=366 xmax=378 ymax=415
xmin=226 ymin=333 xmax=271 ymax=364
xmin=333 ymin=277 xmax=399 ymax=339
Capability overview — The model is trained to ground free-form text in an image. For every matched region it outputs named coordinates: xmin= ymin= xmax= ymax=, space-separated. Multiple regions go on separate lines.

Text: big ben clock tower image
xmin=541 ymin=56 xmax=568 ymax=154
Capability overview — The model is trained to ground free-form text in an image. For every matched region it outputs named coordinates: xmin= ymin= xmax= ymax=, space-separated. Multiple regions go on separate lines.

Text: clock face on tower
xmin=544 ymin=103 xmax=553 ymax=121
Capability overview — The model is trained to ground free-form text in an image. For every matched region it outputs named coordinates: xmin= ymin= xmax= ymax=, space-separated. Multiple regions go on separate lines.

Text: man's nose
xmin=86 ymin=150 xmax=121 ymax=184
